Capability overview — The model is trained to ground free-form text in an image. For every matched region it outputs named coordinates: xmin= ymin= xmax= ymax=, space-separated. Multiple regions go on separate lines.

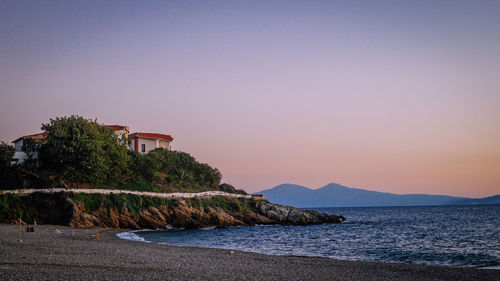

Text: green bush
xmin=0 ymin=142 xmax=22 ymax=189
xmin=125 ymin=194 xmax=141 ymax=218
xmin=39 ymin=116 xmax=129 ymax=185
xmin=72 ymin=193 xmax=103 ymax=212
xmin=0 ymin=194 xmax=12 ymax=221
xmin=193 ymin=196 xmax=245 ymax=213
xmin=70 ymin=193 xmax=176 ymax=219
xmin=130 ymin=149 xmax=222 ymax=192
xmin=141 ymin=196 xmax=175 ymax=209
xmin=0 ymin=141 xmax=14 ymax=167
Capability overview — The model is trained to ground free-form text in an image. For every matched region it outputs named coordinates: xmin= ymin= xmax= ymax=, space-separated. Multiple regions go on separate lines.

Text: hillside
xmin=257 ymin=183 xmax=499 ymax=208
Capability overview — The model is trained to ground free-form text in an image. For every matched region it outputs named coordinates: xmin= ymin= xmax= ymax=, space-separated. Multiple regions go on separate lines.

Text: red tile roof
xmin=129 ymin=132 xmax=173 ymax=141
xmin=105 ymin=125 xmax=128 ymax=131
xmin=24 ymin=133 xmax=48 ymax=138
xmin=12 ymin=133 xmax=48 ymax=143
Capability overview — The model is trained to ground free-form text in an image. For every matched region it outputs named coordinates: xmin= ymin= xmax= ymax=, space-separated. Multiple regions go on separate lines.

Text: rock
xmin=287 ymin=208 xmax=319 ymax=224
xmin=218 ymin=184 xmax=247 ymax=195
xmin=138 ymin=207 xmax=169 ymax=229
xmin=207 ymin=207 xmax=244 ymax=227
xmin=258 ymin=203 xmax=290 ymax=222
xmin=232 ymin=211 xmax=274 ymax=225
xmin=257 ymin=202 xmax=344 ymax=225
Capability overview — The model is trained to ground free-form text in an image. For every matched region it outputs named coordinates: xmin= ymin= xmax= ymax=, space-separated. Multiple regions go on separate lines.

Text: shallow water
xmin=119 ymin=205 xmax=500 ymax=268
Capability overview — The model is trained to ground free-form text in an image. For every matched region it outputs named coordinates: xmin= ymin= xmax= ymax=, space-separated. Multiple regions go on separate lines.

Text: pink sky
xmin=1 ymin=1 xmax=499 ymax=197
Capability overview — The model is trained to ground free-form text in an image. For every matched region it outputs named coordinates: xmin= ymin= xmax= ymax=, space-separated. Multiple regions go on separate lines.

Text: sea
xmin=117 ymin=205 xmax=500 ymax=268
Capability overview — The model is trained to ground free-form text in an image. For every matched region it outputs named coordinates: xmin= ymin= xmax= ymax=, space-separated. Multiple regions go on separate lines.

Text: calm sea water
xmin=118 ymin=205 xmax=500 ymax=268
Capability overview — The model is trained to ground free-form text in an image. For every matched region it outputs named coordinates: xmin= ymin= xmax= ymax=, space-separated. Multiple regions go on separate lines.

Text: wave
xmin=116 ymin=230 xmax=151 ymax=242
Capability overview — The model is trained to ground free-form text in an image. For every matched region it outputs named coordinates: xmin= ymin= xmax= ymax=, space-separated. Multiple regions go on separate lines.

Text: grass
xmin=0 ymin=192 xmax=267 ymax=226
xmin=0 ymin=192 xmax=74 ymax=225
xmin=70 ymin=193 xmax=176 ymax=219
xmin=72 ymin=193 xmax=103 ymax=212
xmin=71 ymin=192 xmax=258 ymax=219
xmin=190 ymin=196 xmax=253 ymax=213
xmin=0 ymin=194 xmax=13 ymax=221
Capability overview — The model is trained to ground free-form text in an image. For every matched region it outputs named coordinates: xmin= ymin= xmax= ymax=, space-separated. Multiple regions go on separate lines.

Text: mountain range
xmin=256 ymin=183 xmax=500 ymax=208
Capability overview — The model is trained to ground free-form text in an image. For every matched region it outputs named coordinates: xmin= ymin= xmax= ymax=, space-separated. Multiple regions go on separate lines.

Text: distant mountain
xmin=452 ymin=195 xmax=500 ymax=206
xmin=256 ymin=183 xmax=499 ymax=208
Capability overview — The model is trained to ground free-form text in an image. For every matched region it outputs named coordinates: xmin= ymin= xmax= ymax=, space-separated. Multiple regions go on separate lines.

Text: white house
xmin=128 ymin=132 xmax=173 ymax=154
xmin=104 ymin=125 xmax=129 ymax=143
xmin=11 ymin=132 xmax=47 ymax=163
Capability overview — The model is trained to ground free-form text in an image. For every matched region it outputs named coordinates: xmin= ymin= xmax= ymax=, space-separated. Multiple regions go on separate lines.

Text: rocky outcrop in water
xmin=69 ymin=199 xmax=344 ymax=229
xmin=258 ymin=203 xmax=346 ymax=225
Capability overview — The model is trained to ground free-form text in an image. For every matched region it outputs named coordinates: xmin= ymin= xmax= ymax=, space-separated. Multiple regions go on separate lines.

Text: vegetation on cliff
xmin=0 ymin=116 xmax=239 ymax=194
xmin=0 ymin=192 xmax=344 ymax=229
xmin=0 ymin=142 xmax=21 ymax=188
xmin=127 ymin=148 xmax=223 ymax=192
xmin=0 ymin=193 xmax=73 ymax=225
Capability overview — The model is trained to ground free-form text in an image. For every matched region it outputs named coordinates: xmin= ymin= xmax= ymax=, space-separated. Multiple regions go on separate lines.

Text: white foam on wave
xmin=116 ymin=230 xmax=151 ymax=243
xmin=201 ymin=226 xmax=216 ymax=230
xmin=477 ymin=265 xmax=500 ymax=270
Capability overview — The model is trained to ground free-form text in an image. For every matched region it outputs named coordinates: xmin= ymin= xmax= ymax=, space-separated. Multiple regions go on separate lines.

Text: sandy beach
xmin=0 ymin=224 xmax=497 ymax=281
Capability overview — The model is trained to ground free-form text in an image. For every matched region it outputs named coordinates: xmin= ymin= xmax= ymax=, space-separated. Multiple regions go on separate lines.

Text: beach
xmin=0 ymin=225 xmax=497 ymax=281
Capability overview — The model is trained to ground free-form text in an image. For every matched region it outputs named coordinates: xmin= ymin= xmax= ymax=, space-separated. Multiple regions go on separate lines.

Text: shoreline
xmin=116 ymin=228 xmax=500 ymax=270
xmin=0 ymin=224 xmax=498 ymax=281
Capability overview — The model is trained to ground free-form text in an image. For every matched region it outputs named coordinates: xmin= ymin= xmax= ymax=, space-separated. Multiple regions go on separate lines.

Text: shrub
xmin=130 ymin=149 xmax=222 ymax=191
xmin=70 ymin=193 xmax=176 ymax=218
xmin=72 ymin=193 xmax=103 ymax=212
xmin=39 ymin=116 xmax=129 ymax=185
xmin=0 ymin=142 xmax=14 ymax=167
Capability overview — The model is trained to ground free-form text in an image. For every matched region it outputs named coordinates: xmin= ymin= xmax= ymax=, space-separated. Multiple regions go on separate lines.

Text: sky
xmin=1 ymin=1 xmax=499 ymax=197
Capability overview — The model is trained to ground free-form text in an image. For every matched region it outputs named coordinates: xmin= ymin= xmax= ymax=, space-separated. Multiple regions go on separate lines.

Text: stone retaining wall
xmin=0 ymin=188 xmax=257 ymax=200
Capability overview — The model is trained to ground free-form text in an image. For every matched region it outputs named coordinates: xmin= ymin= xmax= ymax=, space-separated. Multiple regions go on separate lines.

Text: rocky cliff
xmin=0 ymin=192 xmax=345 ymax=229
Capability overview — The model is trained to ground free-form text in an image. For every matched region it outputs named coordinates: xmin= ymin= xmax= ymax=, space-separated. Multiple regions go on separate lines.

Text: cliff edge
xmin=0 ymin=192 xmax=345 ymax=229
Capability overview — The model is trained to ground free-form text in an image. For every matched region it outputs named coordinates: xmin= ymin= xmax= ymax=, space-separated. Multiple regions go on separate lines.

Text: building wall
xmin=12 ymin=139 xmax=25 ymax=163
xmin=128 ymin=139 xmax=136 ymax=151
xmin=113 ymin=129 xmax=129 ymax=141
xmin=12 ymin=138 xmax=43 ymax=163
xmin=129 ymin=137 xmax=171 ymax=154
xmin=13 ymin=139 xmax=23 ymax=152
xmin=157 ymin=140 xmax=171 ymax=150
xmin=139 ymin=138 xmax=158 ymax=154
xmin=130 ymin=138 xmax=158 ymax=154
xmin=13 ymin=151 xmax=27 ymax=164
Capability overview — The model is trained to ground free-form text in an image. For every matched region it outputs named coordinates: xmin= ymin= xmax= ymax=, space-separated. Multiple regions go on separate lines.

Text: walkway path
xmin=0 ymin=188 xmax=256 ymax=199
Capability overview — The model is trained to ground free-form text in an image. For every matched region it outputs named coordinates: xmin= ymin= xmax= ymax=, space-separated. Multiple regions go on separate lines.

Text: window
xmin=141 ymin=144 xmax=146 ymax=153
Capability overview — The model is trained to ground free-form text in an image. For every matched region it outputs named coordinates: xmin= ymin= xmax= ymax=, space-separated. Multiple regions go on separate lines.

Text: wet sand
xmin=0 ymin=224 xmax=497 ymax=281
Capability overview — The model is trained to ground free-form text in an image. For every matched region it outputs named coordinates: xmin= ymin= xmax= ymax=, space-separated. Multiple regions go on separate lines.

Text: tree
xmin=0 ymin=142 xmax=21 ymax=189
xmin=131 ymin=148 xmax=222 ymax=190
xmin=0 ymin=142 xmax=14 ymax=168
xmin=39 ymin=116 xmax=129 ymax=185
xmin=22 ymin=137 xmax=39 ymax=171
